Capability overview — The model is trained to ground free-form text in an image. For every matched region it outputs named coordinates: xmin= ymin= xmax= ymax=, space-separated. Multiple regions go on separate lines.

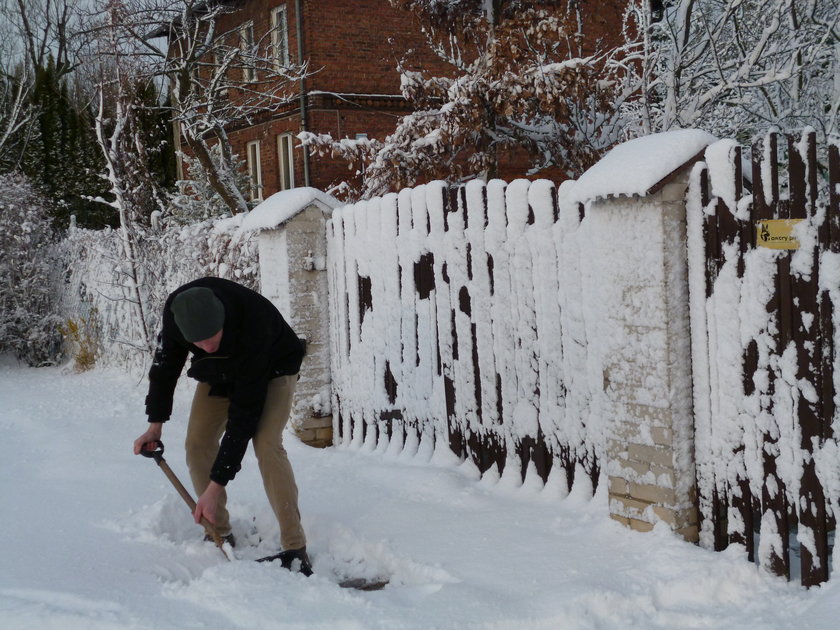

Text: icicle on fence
xmin=689 ymin=130 xmax=840 ymax=587
xmin=327 ymin=179 xmax=603 ymax=494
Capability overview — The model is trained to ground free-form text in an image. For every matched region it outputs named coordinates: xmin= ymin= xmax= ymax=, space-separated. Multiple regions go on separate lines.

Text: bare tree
xmin=89 ymin=1 xmax=171 ymax=353
xmin=620 ymin=0 xmax=840 ymax=142
xmin=0 ymin=0 xmax=86 ymax=74
xmin=91 ymin=0 xmax=310 ymax=214
xmin=0 ymin=56 xmax=33 ymax=166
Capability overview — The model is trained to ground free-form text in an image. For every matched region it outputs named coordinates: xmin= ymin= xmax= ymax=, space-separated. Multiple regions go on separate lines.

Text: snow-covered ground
xmin=2 ymin=358 xmax=839 ymax=630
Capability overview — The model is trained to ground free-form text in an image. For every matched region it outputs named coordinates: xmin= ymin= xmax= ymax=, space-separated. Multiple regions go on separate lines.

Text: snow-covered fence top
xmin=328 ymin=177 xmax=611 ymax=497
xmin=569 ymin=129 xmax=717 ymax=203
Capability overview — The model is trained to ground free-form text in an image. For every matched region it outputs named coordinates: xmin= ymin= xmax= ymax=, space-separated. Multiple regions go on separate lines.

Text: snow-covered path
xmin=2 ymin=359 xmax=838 ymax=629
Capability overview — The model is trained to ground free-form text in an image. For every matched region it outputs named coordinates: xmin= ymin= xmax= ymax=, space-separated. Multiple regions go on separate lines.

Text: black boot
xmin=258 ymin=546 xmax=313 ymax=576
xmin=279 ymin=547 xmax=313 ymax=576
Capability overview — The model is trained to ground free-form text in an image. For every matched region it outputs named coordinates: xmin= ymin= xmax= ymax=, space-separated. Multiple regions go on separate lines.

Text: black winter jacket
xmin=145 ymin=277 xmax=305 ymax=485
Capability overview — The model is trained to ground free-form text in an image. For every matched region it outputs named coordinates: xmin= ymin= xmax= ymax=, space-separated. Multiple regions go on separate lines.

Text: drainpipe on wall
xmin=296 ymin=0 xmax=311 ymax=187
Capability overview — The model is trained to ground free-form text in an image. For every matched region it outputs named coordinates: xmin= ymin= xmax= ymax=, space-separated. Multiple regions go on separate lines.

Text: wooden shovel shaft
xmin=155 ymin=458 xmax=231 ymax=561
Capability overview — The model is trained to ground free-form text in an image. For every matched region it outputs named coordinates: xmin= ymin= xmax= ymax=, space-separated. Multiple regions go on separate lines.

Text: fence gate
xmin=689 ymin=131 xmax=840 ymax=587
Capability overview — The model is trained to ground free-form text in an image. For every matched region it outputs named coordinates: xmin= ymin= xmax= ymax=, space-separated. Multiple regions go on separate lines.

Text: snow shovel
xmin=140 ymin=440 xmax=231 ymax=561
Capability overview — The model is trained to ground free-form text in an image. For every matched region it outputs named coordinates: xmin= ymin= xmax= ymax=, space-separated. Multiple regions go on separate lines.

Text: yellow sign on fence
xmin=756 ymin=219 xmax=803 ymax=250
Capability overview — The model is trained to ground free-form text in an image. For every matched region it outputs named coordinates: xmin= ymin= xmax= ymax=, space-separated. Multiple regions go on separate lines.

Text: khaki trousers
xmin=185 ymin=375 xmax=306 ymax=551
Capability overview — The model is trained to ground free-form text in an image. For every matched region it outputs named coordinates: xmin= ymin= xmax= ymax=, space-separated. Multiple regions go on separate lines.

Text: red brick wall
xmin=193 ymin=0 xmax=628 ymax=202
xmin=305 ymin=107 xmax=408 ymax=193
xmin=213 ymin=0 xmax=440 ymax=200
xmin=302 ymin=0 xmax=437 ymax=95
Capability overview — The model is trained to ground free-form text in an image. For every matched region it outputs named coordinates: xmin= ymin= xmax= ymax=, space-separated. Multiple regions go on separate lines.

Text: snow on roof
xmin=240 ymin=187 xmax=340 ymax=233
xmin=570 ymin=129 xmax=718 ymax=204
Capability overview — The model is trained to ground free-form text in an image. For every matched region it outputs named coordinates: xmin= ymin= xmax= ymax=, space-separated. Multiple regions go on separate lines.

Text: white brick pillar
xmin=569 ymin=130 xmax=716 ymax=542
xmin=242 ymin=191 xmax=338 ymax=447
xmin=583 ymin=170 xmax=700 ymax=541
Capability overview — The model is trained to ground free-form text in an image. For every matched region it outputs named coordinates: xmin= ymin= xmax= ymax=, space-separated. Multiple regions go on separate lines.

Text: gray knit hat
xmin=171 ymin=287 xmax=225 ymax=342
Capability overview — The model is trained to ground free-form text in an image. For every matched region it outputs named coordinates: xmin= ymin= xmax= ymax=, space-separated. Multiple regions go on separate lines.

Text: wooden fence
xmin=326 ymin=180 xmax=602 ymax=493
xmin=324 ymin=128 xmax=840 ymax=586
xmin=688 ymin=131 xmax=840 ymax=587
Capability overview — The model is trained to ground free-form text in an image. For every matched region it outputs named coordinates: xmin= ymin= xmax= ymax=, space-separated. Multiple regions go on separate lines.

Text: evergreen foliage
xmin=0 ymin=59 xmax=177 ymax=231
xmin=18 ymin=59 xmax=113 ymax=229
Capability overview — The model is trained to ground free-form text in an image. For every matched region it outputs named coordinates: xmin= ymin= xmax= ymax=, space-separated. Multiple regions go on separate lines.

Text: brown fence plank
xmin=701 ymin=169 xmax=717 ymax=298
xmin=714 ymin=152 xmax=742 ymax=555
xmin=726 ymin=146 xmax=756 ymax=559
xmin=696 ymin=164 xmax=726 ymax=551
xmin=790 ymin=132 xmax=829 ymax=586
xmin=823 ymin=144 xmax=840 ymax=450
xmin=760 ymin=132 xmax=791 ymax=579
xmin=747 ymin=137 xmax=774 ymax=559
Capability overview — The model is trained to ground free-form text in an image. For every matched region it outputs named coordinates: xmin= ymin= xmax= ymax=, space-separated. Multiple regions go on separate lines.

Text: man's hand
xmin=194 ymin=481 xmax=223 ymax=526
xmin=133 ymin=423 xmax=163 ymax=455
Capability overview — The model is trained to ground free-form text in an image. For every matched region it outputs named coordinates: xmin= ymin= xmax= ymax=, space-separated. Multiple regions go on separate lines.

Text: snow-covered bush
xmin=61 ymin=213 xmax=258 ymax=371
xmin=0 ymin=173 xmax=63 ymax=365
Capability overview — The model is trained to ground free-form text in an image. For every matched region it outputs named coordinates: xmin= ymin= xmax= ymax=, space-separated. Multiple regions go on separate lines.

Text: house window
xmin=246 ymin=140 xmax=263 ymax=201
xmin=213 ymin=50 xmax=229 ymax=97
xmin=271 ymin=5 xmax=290 ymax=68
xmin=240 ymin=22 xmax=256 ymax=82
xmin=277 ymin=133 xmax=295 ymax=191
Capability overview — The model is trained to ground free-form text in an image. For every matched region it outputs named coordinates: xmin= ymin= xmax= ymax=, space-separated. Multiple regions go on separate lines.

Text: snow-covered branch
xmin=87 ymin=0 xmax=311 ymax=215
xmin=621 ymin=0 xmax=839 ymax=141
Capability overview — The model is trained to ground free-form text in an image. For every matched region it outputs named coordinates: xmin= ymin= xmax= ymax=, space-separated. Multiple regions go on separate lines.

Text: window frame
xmin=270 ymin=5 xmax=290 ymax=69
xmin=246 ymin=140 xmax=263 ymax=201
xmin=277 ymin=132 xmax=295 ymax=191
xmin=239 ymin=21 xmax=257 ymax=83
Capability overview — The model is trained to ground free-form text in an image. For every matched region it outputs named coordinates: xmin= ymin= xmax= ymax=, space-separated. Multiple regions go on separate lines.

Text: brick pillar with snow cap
xmin=570 ymin=130 xmax=718 ymax=542
xmin=240 ymin=188 xmax=340 ymax=447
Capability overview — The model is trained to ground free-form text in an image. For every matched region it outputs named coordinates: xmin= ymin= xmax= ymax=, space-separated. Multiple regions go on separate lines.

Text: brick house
xmin=174 ymin=0 xmax=629 ymax=202
xmin=171 ymin=0 xmax=445 ymax=202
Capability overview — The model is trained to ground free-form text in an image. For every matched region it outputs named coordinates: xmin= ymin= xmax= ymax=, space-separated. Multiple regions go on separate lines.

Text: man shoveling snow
xmin=132 ymin=277 xmax=312 ymax=575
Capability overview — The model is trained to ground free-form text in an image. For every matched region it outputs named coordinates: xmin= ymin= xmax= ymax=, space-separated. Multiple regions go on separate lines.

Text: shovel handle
xmin=140 ymin=440 xmax=230 ymax=560
xmin=140 ymin=440 xmax=165 ymax=463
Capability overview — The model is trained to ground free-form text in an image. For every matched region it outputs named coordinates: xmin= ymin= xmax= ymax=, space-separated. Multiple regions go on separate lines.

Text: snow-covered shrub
xmin=60 ymin=213 xmax=258 ymax=372
xmin=0 ymin=173 xmax=63 ymax=366
xmin=59 ymin=312 xmax=99 ymax=372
